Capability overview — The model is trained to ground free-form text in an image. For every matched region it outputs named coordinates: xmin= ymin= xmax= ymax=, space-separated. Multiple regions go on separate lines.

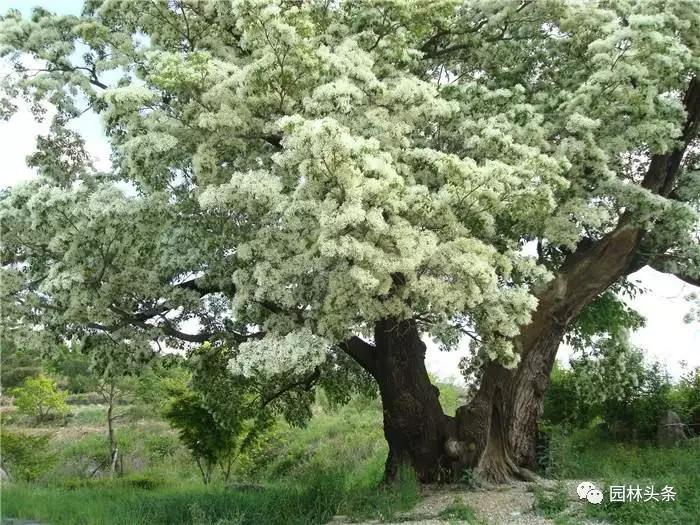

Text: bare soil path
xmin=330 ymin=480 xmax=611 ymax=525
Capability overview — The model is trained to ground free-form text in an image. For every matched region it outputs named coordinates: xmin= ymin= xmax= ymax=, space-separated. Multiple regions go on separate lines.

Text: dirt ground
xmin=330 ymin=480 xmax=611 ymax=525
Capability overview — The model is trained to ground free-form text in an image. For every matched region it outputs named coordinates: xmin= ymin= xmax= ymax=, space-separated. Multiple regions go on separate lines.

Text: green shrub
xmin=543 ymin=358 xmax=698 ymax=442
xmin=164 ymin=388 xmax=271 ymax=485
xmin=601 ymin=362 xmax=672 ymax=440
xmin=542 ymin=364 xmax=598 ymax=429
xmin=145 ymin=433 xmax=180 ymax=460
xmin=0 ymin=339 xmax=41 ymax=390
xmin=11 ymin=374 xmax=69 ymax=423
xmin=123 ymin=474 xmax=165 ymax=490
xmin=669 ymin=366 xmax=700 ymax=435
xmin=0 ymin=429 xmax=57 ymax=481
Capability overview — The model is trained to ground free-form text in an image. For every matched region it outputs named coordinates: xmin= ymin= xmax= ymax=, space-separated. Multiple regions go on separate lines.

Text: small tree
xmin=11 ymin=374 xmax=68 ymax=423
xmin=164 ymin=387 xmax=266 ymax=485
xmin=95 ymin=375 xmax=130 ymax=476
xmin=78 ymin=336 xmax=151 ymax=477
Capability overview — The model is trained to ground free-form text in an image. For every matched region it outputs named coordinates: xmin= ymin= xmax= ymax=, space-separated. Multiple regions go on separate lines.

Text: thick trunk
xmin=372 ymin=318 xmax=455 ymax=483
xmin=451 ymin=359 xmax=541 ymax=483
xmin=465 ymin=223 xmax=644 ymax=475
xmin=507 ymin=321 xmax=567 ymax=467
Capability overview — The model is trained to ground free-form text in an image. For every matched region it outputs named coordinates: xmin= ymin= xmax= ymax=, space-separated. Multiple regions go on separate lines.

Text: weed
xmin=533 ymin=483 xmax=568 ymax=518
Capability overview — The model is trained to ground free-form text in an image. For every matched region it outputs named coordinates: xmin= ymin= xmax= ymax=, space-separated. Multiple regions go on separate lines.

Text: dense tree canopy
xmin=1 ymin=0 xmax=698 ymax=482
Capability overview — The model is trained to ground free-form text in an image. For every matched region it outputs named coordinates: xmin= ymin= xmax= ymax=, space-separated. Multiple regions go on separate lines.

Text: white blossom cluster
xmin=573 ymin=336 xmax=643 ymax=404
xmin=228 ymin=329 xmax=329 ymax=379
xmin=1 ymin=0 xmax=698 ymax=380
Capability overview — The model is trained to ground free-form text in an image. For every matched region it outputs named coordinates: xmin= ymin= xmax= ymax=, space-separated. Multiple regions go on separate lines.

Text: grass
xmin=3 ymin=390 xmax=700 ymax=525
xmin=547 ymin=428 xmax=700 ymax=524
xmin=532 ymin=483 xmax=568 ymax=518
xmin=2 ymin=467 xmax=419 ymax=525
xmin=68 ymin=404 xmax=110 ymax=425
xmin=1 ymin=395 xmax=419 ymax=525
xmin=2 ymin=481 xmax=335 ymax=525
xmin=438 ymin=500 xmax=482 ymax=523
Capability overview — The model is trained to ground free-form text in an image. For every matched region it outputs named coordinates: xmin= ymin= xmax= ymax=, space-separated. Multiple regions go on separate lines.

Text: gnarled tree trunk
xmin=376 ymin=319 xmax=448 ymax=482
xmin=345 ymin=317 xmax=536 ymax=484
xmin=498 ymin=76 xmax=700 ymax=469
xmin=478 ymin=223 xmax=644 ymax=470
xmin=369 ymin=319 xmax=454 ymax=482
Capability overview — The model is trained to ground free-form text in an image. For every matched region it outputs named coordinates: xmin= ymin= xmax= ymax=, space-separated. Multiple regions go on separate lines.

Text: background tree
xmin=47 ymin=344 xmax=95 ymax=394
xmin=0 ymin=337 xmax=41 ymax=391
xmin=78 ymin=336 xmax=153 ymax=477
xmin=1 ymin=0 xmax=698 ymax=483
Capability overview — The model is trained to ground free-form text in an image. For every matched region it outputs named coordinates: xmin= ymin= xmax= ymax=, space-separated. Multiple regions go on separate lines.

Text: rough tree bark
xmin=343 ymin=319 xmax=457 ymax=482
xmin=376 ymin=318 xmax=454 ymax=482
xmin=343 ymin=317 xmax=537 ymax=484
xmin=489 ymin=223 xmax=644 ymax=469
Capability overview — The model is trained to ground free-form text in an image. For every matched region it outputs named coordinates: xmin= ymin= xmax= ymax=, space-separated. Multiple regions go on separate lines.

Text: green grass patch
xmin=438 ymin=500 xmax=481 ymax=523
xmin=549 ymin=429 xmax=700 ymax=524
xmin=68 ymin=405 xmax=108 ymax=425
xmin=2 ymin=396 xmax=419 ymax=525
xmin=2 ymin=467 xmax=418 ymax=525
xmin=532 ymin=483 xmax=568 ymax=518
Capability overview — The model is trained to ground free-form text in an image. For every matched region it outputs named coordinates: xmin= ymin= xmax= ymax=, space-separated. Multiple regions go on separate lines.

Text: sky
xmin=1 ymin=0 xmax=698 ymax=383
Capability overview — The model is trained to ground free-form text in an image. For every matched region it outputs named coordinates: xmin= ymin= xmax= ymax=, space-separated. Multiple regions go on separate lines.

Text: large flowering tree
xmin=1 ymin=0 xmax=698 ymax=483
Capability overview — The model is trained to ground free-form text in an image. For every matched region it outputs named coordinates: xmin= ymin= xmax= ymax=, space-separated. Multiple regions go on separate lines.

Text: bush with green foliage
xmin=669 ymin=366 xmax=700 ymax=436
xmin=543 ymin=352 xmax=700 ymax=442
xmin=47 ymin=346 xmax=94 ymax=394
xmin=532 ymin=483 xmax=568 ymax=518
xmin=601 ymin=362 xmax=672 ymax=441
xmin=542 ymin=363 xmax=597 ymax=429
xmin=0 ymin=429 xmax=57 ymax=481
xmin=164 ymin=387 xmax=270 ymax=485
xmin=10 ymin=374 xmax=69 ymax=422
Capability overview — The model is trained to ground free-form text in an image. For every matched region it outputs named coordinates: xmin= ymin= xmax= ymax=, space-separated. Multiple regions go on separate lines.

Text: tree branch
xmin=260 ymin=366 xmax=321 ymax=408
xmin=642 ymin=76 xmax=700 ymax=196
xmin=107 ymin=304 xmax=218 ymax=343
xmin=175 ymin=276 xmax=236 ymax=297
xmin=339 ymin=336 xmax=377 ymax=375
